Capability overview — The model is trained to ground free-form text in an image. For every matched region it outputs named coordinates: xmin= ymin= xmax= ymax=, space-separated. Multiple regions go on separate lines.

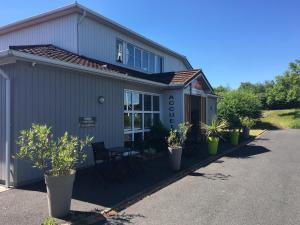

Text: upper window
xmin=134 ymin=48 xmax=142 ymax=69
xmin=116 ymin=39 xmax=164 ymax=73
xmin=116 ymin=40 xmax=123 ymax=63
xmin=142 ymin=51 xmax=149 ymax=71
xmin=125 ymin=43 xmax=134 ymax=67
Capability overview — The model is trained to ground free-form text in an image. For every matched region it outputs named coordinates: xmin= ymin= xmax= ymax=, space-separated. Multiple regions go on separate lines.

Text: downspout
xmin=0 ymin=67 xmax=11 ymax=188
xmin=77 ymin=10 xmax=86 ymax=54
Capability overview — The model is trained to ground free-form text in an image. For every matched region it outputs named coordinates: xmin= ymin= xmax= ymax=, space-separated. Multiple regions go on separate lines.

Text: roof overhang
xmin=183 ymin=70 xmax=215 ymax=94
xmin=0 ymin=49 xmax=186 ymax=88
xmin=0 ymin=3 xmax=193 ymax=70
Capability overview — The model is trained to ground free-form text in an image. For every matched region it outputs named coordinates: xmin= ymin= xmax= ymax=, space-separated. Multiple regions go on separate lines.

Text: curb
xmin=103 ymin=129 xmax=267 ymax=216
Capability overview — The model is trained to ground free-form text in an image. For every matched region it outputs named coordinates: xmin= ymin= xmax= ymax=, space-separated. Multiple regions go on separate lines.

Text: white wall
xmin=0 ymin=14 xmax=78 ymax=53
xmin=161 ymin=89 xmax=184 ymax=129
xmin=78 ymin=17 xmax=188 ymax=73
xmin=207 ymin=97 xmax=217 ymax=124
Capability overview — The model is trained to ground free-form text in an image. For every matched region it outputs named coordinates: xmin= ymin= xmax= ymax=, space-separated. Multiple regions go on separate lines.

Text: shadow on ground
xmin=278 ymin=110 xmax=300 ymax=118
xmin=18 ymin=141 xmax=233 ymax=212
xmin=254 ymin=121 xmax=280 ymax=130
xmin=226 ymin=145 xmax=271 ymax=159
xmin=103 ymin=213 xmax=145 ymax=225
xmin=189 ymin=172 xmax=232 ymax=180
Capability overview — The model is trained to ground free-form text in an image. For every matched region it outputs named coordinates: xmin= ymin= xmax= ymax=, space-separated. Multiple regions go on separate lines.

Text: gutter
xmin=0 ymin=49 xmax=172 ymax=88
xmin=76 ymin=10 xmax=87 ymax=54
xmin=0 ymin=67 xmax=11 ymax=188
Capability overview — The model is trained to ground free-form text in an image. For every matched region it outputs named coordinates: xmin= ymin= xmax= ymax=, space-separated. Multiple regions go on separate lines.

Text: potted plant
xmin=201 ymin=119 xmax=227 ymax=155
xmin=16 ymin=124 xmax=93 ymax=218
xmin=230 ymin=129 xmax=240 ymax=146
xmin=167 ymin=122 xmax=192 ymax=171
xmin=240 ymin=117 xmax=256 ymax=139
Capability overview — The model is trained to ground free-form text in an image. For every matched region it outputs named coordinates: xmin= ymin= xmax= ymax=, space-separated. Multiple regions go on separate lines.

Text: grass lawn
xmin=255 ymin=108 xmax=300 ymax=129
xmin=250 ymin=129 xmax=265 ymax=137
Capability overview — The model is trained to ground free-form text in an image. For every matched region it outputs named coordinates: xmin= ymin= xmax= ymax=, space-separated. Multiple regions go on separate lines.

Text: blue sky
xmin=1 ymin=0 xmax=299 ymax=88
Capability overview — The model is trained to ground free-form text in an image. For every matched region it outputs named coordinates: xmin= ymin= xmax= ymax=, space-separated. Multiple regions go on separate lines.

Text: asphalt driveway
xmin=108 ymin=130 xmax=300 ymax=225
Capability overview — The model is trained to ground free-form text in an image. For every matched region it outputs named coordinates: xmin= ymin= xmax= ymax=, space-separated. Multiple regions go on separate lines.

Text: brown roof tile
xmin=9 ymin=44 xmax=201 ymax=85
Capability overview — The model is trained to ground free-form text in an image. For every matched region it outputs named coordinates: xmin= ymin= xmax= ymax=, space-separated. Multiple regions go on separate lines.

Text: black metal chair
xmin=124 ymin=140 xmax=145 ymax=177
xmin=91 ymin=142 xmax=110 ymax=166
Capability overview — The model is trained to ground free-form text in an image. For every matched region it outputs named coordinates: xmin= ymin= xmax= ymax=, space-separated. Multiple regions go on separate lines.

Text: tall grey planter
xmin=168 ymin=147 xmax=182 ymax=171
xmin=242 ymin=127 xmax=250 ymax=139
xmin=45 ymin=171 xmax=76 ymax=218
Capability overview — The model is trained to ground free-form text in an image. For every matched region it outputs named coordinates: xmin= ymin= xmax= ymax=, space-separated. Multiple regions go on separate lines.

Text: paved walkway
xmin=108 ymin=130 xmax=300 ymax=225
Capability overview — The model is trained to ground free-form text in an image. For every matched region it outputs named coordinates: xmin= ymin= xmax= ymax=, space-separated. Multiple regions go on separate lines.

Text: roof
xmin=9 ymin=44 xmax=202 ymax=86
xmin=0 ymin=3 xmax=192 ymax=70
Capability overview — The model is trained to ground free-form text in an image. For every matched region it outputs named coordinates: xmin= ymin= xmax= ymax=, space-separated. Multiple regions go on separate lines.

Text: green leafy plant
xmin=167 ymin=122 xmax=192 ymax=148
xmin=240 ymin=117 xmax=256 ymax=129
xmin=16 ymin=124 xmax=93 ymax=176
xmin=41 ymin=217 xmax=57 ymax=225
xmin=148 ymin=120 xmax=169 ymax=152
xmin=217 ymin=90 xmax=262 ymax=129
xmin=201 ymin=119 xmax=228 ymax=139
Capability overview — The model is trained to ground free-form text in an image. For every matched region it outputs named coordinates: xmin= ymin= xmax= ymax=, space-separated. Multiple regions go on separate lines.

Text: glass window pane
xmin=124 ymin=113 xmax=132 ymax=130
xmin=153 ymin=96 xmax=160 ymax=111
xmin=135 ymin=48 xmax=142 ymax=69
xmin=134 ymin=113 xmax=142 ymax=130
xmin=124 ymin=133 xmax=132 ymax=142
xmin=116 ymin=40 xmax=123 ymax=63
xmin=126 ymin=43 xmax=134 ymax=67
xmin=153 ymin=113 xmax=160 ymax=125
xmin=144 ymin=113 xmax=152 ymax=129
xmin=124 ymin=91 xmax=132 ymax=111
xmin=144 ymin=95 xmax=152 ymax=111
xmin=132 ymin=92 xmax=142 ymax=111
xmin=142 ymin=51 xmax=149 ymax=71
xmin=134 ymin=132 xmax=143 ymax=142
xmin=155 ymin=56 xmax=163 ymax=72
xmin=149 ymin=53 xmax=155 ymax=73
xmin=144 ymin=132 xmax=150 ymax=142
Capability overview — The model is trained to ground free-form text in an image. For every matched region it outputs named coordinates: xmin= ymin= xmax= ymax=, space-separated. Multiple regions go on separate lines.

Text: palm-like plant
xmin=201 ymin=119 xmax=228 ymax=139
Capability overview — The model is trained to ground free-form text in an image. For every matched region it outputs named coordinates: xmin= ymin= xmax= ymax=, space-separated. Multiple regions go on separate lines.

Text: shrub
xmin=16 ymin=124 xmax=93 ymax=176
xmin=41 ymin=217 xmax=57 ymax=225
xmin=167 ymin=122 xmax=192 ymax=148
xmin=218 ymin=90 xmax=262 ymax=129
xmin=148 ymin=121 xmax=169 ymax=152
xmin=240 ymin=117 xmax=256 ymax=129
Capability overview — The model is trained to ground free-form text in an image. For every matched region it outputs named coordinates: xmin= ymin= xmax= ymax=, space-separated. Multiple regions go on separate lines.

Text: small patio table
xmin=107 ymin=146 xmax=143 ymax=180
xmin=109 ymin=146 xmax=134 ymax=159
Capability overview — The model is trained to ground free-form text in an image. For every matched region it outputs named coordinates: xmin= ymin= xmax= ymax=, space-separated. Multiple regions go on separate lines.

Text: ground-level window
xmin=124 ymin=90 xmax=160 ymax=142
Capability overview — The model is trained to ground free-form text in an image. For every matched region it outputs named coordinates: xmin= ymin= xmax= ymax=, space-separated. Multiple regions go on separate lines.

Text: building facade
xmin=0 ymin=3 xmax=217 ymax=186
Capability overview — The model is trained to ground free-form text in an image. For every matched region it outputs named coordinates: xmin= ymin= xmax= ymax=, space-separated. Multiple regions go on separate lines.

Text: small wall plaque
xmin=79 ymin=117 xmax=96 ymax=128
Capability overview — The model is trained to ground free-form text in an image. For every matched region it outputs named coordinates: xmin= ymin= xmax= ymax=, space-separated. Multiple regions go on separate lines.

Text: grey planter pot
xmin=44 ymin=171 xmax=76 ymax=218
xmin=168 ymin=147 xmax=182 ymax=171
xmin=242 ymin=127 xmax=250 ymax=139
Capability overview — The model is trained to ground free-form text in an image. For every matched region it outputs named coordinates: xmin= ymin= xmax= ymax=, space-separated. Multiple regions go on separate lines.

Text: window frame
xmin=124 ymin=89 xmax=161 ymax=142
xmin=116 ymin=38 xmax=164 ymax=73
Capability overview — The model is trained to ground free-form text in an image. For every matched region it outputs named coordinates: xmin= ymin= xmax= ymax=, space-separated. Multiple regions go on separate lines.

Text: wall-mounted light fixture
xmin=98 ymin=96 xmax=105 ymax=104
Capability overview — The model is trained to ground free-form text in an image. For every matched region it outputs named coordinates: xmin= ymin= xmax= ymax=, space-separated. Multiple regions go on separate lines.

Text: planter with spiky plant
xmin=201 ymin=119 xmax=227 ymax=155
xmin=16 ymin=124 xmax=93 ymax=218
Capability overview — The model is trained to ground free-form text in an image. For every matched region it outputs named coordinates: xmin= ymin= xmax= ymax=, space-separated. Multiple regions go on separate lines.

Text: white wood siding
xmin=0 ymin=14 xmax=78 ymax=53
xmin=78 ymin=17 xmax=188 ymax=73
xmin=9 ymin=61 xmax=162 ymax=185
xmin=161 ymin=89 xmax=184 ymax=129
xmin=0 ymin=74 xmax=6 ymax=182
xmin=207 ymin=97 xmax=217 ymax=124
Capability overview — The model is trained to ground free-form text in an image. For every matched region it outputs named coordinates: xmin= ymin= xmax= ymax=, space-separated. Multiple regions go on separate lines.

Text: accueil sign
xmin=168 ymin=95 xmax=175 ymax=129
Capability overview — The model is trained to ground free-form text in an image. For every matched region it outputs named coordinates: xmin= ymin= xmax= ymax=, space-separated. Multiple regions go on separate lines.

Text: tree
xmin=217 ymin=90 xmax=262 ymax=128
xmin=266 ymin=59 xmax=300 ymax=109
xmin=214 ymin=85 xmax=231 ymax=97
